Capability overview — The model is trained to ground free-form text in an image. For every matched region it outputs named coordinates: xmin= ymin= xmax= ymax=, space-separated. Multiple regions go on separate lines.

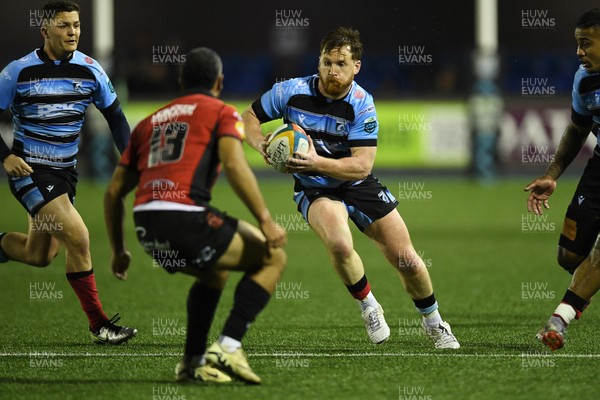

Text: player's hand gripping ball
xmin=266 ymin=123 xmax=309 ymax=173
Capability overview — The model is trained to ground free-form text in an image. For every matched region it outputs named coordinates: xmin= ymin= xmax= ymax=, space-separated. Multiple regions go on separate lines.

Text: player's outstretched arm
xmin=545 ymin=122 xmax=592 ymax=180
xmin=241 ymin=106 xmax=269 ymax=158
xmin=218 ymin=136 xmax=287 ymax=248
xmin=523 ymin=122 xmax=591 ymax=214
xmin=104 ymin=166 xmax=140 ymax=280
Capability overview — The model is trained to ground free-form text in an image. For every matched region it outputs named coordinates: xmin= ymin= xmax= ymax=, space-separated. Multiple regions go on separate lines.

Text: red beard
xmin=321 ymin=76 xmax=350 ymax=98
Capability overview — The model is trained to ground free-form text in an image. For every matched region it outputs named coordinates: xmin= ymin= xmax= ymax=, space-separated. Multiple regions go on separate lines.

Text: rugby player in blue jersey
xmin=0 ymin=0 xmax=136 ymax=344
xmin=243 ymin=27 xmax=459 ymax=348
xmin=525 ymin=8 xmax=600 ymax=351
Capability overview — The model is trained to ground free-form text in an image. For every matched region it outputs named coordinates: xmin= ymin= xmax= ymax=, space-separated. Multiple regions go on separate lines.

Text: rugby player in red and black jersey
xmin=104 ymin=47 xmax=287 ymax=384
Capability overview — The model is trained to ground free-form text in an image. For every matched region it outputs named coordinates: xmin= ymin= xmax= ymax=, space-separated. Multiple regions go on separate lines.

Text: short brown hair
xmin=319 ymin=27 xmax=363 ymax=61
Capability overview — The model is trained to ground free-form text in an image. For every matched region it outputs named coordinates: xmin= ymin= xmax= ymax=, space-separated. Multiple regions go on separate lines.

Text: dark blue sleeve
xmin=99 ymin=99 xmax=131 ymax=154
xmin=0 ymin=107 xmax=11 ymax=161
xmin=0 ymin=140 xmax=10 ymax=162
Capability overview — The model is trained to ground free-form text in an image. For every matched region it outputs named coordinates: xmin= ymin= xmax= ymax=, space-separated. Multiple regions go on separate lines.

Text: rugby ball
xmin=266 ymin=123 xmax=309 ymax=173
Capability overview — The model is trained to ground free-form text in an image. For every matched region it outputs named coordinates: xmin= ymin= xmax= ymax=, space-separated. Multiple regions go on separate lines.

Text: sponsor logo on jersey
xmin=107 ymin=78 xmax=115 ymax=93
xmin=235 ymin=120 xmax=245 ymax=139
xmin=84 ymin=56 xmax=94 ymax=65
xmin=151 ymin=104 xmax=197 ymax=125
xmin=357 ymin=105 xmax=375 ymax=117
xmin=364 ymin=116 xmax=377 ymax=133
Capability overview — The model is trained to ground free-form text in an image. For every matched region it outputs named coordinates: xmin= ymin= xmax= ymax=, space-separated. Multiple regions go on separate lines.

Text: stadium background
xmin=2 ymin=1 xmax=600 ymax=399
xmin=0 ymin=0 xmax=596 ymax=178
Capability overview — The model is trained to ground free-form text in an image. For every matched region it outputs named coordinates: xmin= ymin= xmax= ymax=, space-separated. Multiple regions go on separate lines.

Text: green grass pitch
xmin=0 ymin=175 xmax=598 ymax=399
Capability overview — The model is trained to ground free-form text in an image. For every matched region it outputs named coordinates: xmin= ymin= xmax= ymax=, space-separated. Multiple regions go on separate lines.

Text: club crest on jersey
xmin=378 ymin=190 xmax=391 ymax=203
xmin=73 ymin=80 xmax=83 ymax=93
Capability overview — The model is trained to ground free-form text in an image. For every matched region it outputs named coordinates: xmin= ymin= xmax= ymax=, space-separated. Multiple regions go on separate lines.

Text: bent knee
xmin=397 ymin=248 xmax=424 ymax=273
xmin=557 ymin=248 xmax=585 ymax=274
xmin=28 ymin=253 xmax=55 ymax=268
xmin=267 ymin=247 xmax=287 ymax=272
xmin=326 ymin=239 xmax=354 ymax=262
xmin=198 ymin=269 xmax=229 ymax=288
xmin=64 ymin=235 xmax=90 ymax=257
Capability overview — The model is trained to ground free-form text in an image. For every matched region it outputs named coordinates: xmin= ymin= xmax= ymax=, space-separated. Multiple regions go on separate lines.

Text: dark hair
xmin=577 ymin=8 xmax=600 ymax=29
xmin=319 ymin=27 xmax=363 ymax=60
xmin=179 ymin=47 xmax=222 ymax=90
xmin=43 ymin=0 xmax=80 ymax=15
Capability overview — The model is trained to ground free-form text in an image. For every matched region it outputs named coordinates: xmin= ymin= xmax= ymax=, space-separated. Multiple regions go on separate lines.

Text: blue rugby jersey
xmin=252 ymin=75 xmax=378 ymax=188
xmin=571 ymin=64 xmax=600 ymax=150
xmin=0 ymin=48 xmax=118 ymax=168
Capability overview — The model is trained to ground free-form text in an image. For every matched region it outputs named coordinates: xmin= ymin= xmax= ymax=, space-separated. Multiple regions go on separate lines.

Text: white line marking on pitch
xmin=1 ymin=352 xmax=599 ymax=358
